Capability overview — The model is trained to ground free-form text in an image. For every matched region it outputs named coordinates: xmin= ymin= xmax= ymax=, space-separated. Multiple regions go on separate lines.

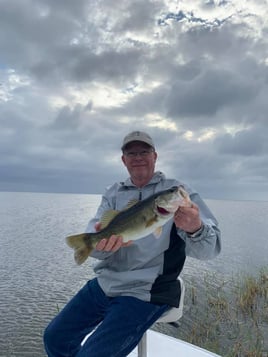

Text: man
xmin=44 ymin=131 xmax=221 ymax=357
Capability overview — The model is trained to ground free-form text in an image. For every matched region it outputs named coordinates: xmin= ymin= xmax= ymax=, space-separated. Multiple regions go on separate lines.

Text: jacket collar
xmin=120 ymin=171 xmax=166 ymax=188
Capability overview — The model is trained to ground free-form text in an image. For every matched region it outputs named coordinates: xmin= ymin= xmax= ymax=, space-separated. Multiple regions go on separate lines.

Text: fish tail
xmin=66 ymin=233 xmax=95 ymax=265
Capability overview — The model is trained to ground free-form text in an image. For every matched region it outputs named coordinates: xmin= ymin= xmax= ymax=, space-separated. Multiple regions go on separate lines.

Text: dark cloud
xmin=166 ymin=68 xmax=258 ymax=118
xmin=215 ymin=128 xmax=266 ymax=156
xmin=0 ymin=0 xmax=268 ymax=200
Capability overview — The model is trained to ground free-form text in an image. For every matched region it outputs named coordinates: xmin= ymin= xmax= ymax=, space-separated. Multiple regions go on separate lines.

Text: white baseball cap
xmin=121 ymin=131 xmax=155 ymax=150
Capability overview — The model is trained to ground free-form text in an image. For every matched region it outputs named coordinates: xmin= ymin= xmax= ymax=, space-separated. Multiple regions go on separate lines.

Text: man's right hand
xmin=94 ymin=222 xmax=132 ymax=252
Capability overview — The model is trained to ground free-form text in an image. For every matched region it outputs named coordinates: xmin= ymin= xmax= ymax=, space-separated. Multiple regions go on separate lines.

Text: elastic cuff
xmin=187 ymin=222 xmax=204 ymax=238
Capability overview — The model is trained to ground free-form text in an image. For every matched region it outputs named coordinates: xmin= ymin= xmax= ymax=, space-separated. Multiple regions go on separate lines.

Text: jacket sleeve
xmin=176 ymin=187 xmax=221 ymax=260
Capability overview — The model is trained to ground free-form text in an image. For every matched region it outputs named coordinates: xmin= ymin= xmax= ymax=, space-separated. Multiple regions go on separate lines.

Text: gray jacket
xmin=86 ymin=171 xmax=221 ymax=306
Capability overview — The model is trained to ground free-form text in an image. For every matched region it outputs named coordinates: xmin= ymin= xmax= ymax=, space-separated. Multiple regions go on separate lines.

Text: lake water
xmin=0 ymin=191 xmax=267 ymax=357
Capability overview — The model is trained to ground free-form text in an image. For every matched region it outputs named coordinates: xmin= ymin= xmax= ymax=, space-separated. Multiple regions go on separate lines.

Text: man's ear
xmin=121 ymin=154 xmax=127 ymax=166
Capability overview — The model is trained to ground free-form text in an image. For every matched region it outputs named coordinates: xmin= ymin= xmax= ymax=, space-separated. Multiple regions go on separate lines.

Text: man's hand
xmin=94 ymin=222 xmax=132 ymax=252
xmin=174 ymin=203 xmax=202 ymax=234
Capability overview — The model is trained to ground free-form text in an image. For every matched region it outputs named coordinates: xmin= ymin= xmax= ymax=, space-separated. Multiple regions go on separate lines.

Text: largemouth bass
xmin=66 ymin=186 xmax=191 ymax=265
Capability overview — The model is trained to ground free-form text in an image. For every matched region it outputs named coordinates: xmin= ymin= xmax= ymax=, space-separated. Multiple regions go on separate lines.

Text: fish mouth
xmin=157 ymin=206 xmax=171 ymax=215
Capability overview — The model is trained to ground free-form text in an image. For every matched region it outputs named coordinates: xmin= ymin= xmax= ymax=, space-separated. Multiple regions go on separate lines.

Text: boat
xmin=128 ymin=329 xmax=221 ymax=357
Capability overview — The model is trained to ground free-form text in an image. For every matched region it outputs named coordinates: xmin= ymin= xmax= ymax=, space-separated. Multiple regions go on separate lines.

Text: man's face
xmin=121 ymin=141 xmax=157 ymax=186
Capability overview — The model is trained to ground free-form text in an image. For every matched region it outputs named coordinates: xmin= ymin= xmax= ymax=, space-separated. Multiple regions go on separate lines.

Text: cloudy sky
xmin=1 ymin=0 xmax=268 ymax=201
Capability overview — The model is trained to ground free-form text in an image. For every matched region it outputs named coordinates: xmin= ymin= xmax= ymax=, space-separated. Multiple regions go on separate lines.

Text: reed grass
xmin=178 ymin=267 xmax=268 ymax=357
xmin=156 ymin=267 xmax=268 ymax=357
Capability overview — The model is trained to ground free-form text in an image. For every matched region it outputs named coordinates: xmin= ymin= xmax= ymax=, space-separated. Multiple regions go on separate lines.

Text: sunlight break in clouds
xmin=183 ymin=129 xmax=216 ymax=142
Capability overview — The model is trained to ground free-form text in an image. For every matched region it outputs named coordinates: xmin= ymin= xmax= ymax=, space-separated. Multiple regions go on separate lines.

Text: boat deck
xmin=128 ymin=330 xmax=221 ymax=357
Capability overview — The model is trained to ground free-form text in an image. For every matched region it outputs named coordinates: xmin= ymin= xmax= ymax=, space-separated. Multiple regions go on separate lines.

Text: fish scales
xmin=96 ymin=195 xmax=161 ymax=239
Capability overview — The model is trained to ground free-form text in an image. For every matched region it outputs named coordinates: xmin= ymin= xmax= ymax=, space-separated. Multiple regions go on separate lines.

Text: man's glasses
xmin=123 ymin=149 xmax=154 ymax=158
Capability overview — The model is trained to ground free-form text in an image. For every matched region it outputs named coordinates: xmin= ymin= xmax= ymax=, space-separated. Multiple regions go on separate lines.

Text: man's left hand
xmin=174 ymin=202 xmax=202 ymax=234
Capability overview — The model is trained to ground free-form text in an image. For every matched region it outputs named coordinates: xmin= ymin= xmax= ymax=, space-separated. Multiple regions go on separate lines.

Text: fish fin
xmin=124 ymin=199 xmax=139 ymax=210
xmin=100 ymin=210 xmax=120 ymax=228
xmin=145 ymin=215 xmax=158 ymax=228
xmin=153 ymin=226 xmax=162 ymax=239
xmin=66 ymin=233 xmax=94 ymax=265
xmin=99 ymin=200 xmax=138 ymax=228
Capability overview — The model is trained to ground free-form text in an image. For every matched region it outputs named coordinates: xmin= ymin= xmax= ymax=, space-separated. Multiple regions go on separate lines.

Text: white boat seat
xmin=137 ymin=277 xmax=185 ymax=357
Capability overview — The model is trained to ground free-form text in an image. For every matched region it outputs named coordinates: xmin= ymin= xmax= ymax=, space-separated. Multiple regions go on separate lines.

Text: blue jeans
xmin=44 ymin=278 xmax=169 ymax=357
